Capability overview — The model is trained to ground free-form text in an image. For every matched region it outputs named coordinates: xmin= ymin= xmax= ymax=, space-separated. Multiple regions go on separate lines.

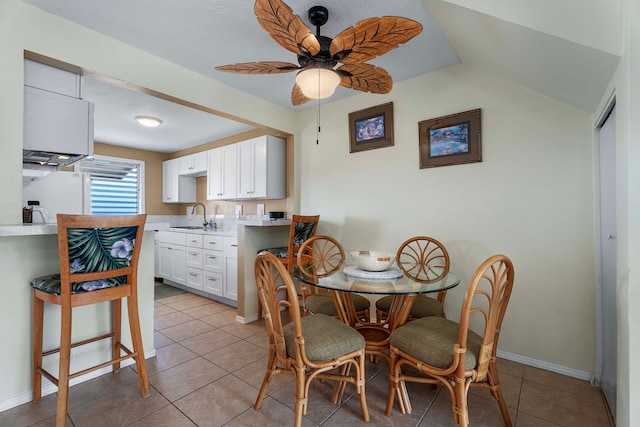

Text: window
xmin=77 ymin=155 xmax=145 ymax=215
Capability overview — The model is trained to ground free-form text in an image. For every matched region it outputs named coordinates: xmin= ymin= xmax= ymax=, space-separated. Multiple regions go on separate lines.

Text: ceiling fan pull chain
xmin=316 ymin=98 xmax=320 ymax=145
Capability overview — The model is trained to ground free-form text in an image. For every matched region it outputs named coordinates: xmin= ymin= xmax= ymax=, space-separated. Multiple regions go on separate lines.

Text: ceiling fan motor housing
xmin=308 ymin=6 xmax=329 ymax=28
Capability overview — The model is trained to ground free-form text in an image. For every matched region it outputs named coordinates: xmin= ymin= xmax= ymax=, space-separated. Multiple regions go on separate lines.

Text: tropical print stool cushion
xmin=30 ymin=225 xmax=138 ymax=295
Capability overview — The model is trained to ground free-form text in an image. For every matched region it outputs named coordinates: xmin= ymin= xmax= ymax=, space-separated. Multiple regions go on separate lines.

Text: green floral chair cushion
xmin=31 ymin=225 xmax=138 ymax=295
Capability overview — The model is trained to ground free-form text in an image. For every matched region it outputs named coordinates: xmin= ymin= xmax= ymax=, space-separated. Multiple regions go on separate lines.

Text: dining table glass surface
xmin=293 ymin=265 xmax=460 ymax=296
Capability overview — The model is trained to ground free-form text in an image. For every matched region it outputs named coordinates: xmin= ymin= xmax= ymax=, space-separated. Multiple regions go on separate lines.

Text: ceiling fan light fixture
xmin=296 ymin=65 xmax=340 ymax=100
xmin=135 ymin=116 xmax=163 ymax=127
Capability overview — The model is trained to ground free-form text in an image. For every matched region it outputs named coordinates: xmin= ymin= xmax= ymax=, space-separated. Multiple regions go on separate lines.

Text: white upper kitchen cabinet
xmin=178 ymin=152 xmax=207 ymax=176
xmin=207 ymin=145 xmax=237 ymax=200
xmin=237 ymin=135 xmax=285 ymax=199
xmin=162 ymin=158 xmax=196 ymax=203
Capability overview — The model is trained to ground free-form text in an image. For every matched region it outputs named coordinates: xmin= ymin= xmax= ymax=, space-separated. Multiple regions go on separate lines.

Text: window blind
xmin=79 ymin=158 xmax=140 ymax=215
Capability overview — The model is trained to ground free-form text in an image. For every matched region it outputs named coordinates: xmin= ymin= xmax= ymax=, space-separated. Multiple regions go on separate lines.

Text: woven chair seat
xmin=390 ymin=316 xmax=482 ymax=370
xmin=283 ymin=314 xmax=365 ymax=362
xmin=376 ymin=294 xmax=444 ymax=318
xmin=31 ymin=273 xmax=127 ymax=295
xmin=306 ymin=293 xmax=370 ymax=316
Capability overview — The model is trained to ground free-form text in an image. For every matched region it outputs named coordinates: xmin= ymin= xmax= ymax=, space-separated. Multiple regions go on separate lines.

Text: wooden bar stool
xmin=31 ymin=214 xmax=150 ymax=427
xmin=257 ymin=214 xmax=320 ymax=318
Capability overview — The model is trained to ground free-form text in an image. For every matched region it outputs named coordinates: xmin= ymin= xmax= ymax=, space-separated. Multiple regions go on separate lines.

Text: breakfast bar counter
xmin=0 ymin=222 xmax=166 ymax=411
xmin=236 ymin=218 xmax=290 ymax=322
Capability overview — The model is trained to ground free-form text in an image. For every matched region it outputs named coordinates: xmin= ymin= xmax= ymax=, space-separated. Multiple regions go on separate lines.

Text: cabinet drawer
xmin=203 ymin=235 xmax=223 ymax=250
xmin=185 ymin=267 xmax=204 ymax=290
xmin=204 ymin=272 xmax=223 ymax=296
xmin=203 ymin=249 xmax=223 ymax=272
xmin=157 ymin=231 xmax=186 ymax=246
xmin=185 ymin=233 xmax=203 ymax=248
xmin=186 ymin=247 xmax=203 ymax=269
xmin=224 ymin=237 xmax=238 ymax=256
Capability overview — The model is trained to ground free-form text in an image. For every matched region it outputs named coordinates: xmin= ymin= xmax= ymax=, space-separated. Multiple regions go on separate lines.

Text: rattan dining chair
xmin=376 ymin=236 xmax=450 ymax=322
xmin=297 ymin=235 xmax=371 ymax=322
xmin=31 ymin=214 xmax=150 ymax=427
xmin=385 ymin=254 xmax=515 ymax=427
xmin=253 ymin=251 xmax=370 ymax=427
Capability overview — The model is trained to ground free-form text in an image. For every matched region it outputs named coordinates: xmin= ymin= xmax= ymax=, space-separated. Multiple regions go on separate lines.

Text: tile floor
xmin=1 ymin=290 xmax=614 ymax=426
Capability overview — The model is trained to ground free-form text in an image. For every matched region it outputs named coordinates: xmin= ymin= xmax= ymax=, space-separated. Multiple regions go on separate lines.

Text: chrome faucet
xmin=191 ymin=202 xmax=208 ymax=228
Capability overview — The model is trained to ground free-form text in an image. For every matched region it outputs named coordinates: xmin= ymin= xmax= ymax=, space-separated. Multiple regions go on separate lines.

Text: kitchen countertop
xmin=237 ymin=218 xmax=290 ymax=227
xmin=0 ymin=221 xmax=170 ymax=237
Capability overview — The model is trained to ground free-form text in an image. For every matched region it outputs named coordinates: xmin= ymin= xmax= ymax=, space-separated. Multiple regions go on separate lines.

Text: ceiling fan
xmin=215 ymin=0 xmax=423 ymax=106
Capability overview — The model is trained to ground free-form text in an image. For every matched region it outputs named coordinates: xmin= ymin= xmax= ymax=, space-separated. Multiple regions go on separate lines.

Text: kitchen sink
xmin=172 ymin=225 xmax=205 ymax=230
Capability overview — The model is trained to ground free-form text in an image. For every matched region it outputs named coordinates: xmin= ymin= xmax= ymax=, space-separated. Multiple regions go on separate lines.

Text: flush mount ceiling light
xmin=215 ymin=1 xmax=422 ymax=106
xmin=135 ymin=116 xmax=163 ymax=127
xmin=295 ymin=63 xmax=340 ymax=99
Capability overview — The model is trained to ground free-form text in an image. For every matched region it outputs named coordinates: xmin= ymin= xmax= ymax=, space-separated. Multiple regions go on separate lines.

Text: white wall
xmin=592 ymin=0 xmax=640 ymax=424
xmin=298 ymin=63 xmax=597 ymax=372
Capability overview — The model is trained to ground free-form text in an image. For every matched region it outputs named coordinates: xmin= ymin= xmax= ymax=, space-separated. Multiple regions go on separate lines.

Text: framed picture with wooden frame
xmin=418 ymin=109 xmax=482 ymax=168
xmin=349 ymin=102 xmax=394 ymax=153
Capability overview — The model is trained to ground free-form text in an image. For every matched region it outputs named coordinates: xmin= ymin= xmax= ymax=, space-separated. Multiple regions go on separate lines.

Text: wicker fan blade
xmin=255 ymin=0 xmax=321 ymax=57
xmin=215 ymin=61 xmax=300 ymax=74
xmin=337 ymin=63 xmax=392 ymax=94
xmin=291 ymin=83 xmax=312 ymax=106
xmin=330 ymin=16 xmax=422 ymax=64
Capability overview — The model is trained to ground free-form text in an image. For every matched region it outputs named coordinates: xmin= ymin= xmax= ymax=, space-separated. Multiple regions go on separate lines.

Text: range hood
xmin=23 ymin=86 xmax=94 ymax=167
xmin=23 ymin=149 xmax=89 ymax=167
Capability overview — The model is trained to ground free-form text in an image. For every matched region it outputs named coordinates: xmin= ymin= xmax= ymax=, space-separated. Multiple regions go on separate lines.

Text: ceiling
xmin=21 ymin=0 xmax=620 ymax=153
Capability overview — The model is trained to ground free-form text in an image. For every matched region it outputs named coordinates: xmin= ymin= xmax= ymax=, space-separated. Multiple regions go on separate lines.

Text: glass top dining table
xmin=294 ymin=265 xmax=461 ymax=330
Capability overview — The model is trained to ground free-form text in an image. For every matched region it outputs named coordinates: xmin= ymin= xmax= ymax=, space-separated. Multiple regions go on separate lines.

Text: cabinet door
xmin=220 ymin=144 xmax=238 ymax=199
xmin=158 ymin=243 xmax=173 ymax=279
xmin=207 ymin=148 xmax=223 ymax=200
xmin=237 ymin=139 xmax=255 ymax=198
xmin=162 ymin=159 xmax=178 ymax=203
xmin=169 ymin=245 xmax=186 ymax=284
xmin=251 ymin=137 xmax=269 ymax=198
xmin=178 ymin=154 xmax=195 ymax=175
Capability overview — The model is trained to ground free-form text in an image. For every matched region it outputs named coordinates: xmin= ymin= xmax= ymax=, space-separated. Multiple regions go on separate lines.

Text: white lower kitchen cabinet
xmin=157 ymin=242 xmax=186 ymax=285
xmin=156 ymin=230 xmax=238 ymax=304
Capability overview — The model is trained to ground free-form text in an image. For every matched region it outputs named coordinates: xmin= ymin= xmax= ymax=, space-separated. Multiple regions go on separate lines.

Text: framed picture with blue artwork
xmin=419 ymin=109 xmax=482 ymax=168
xmin=349 ymin=102 xmax=394 ymax=153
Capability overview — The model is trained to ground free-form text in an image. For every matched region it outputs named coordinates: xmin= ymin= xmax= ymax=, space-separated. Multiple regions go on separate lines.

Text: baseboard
xmin=236 ymin=313 xmax=259 ymax=324
xmin=497 ymin=349 xmax=592 ymax=381
xmin=0 ymin=348 xmax=156 ymax=413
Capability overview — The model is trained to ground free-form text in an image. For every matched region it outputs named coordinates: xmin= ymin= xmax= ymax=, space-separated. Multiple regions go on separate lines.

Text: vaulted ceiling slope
xmin=426 ymin=0 xmax=621 ymax=113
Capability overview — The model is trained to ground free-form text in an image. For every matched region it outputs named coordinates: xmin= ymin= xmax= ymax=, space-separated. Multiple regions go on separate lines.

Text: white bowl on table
xmin=350 ymin=250 xmax=395 ymax=272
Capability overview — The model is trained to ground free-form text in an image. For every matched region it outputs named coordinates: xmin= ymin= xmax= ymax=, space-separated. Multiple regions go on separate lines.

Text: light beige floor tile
xmin=498 ymin=358 xmax=526 ymax=378
xmin=468 ymin=371 xmax=522 ymax=409
xmin=518 ymin=380 xmax=609 ymax=427
xmin=66 ymin=366 xmax=141 ymax=409
xmin=154 ymin=304 xmax=178 ymax=318
xmin=182 ymin=302 xmax=230 ymax=318
xmin=243 ymin=330 xmax=270 ymax=349
xmin=203 ymin=339 xmax=267 ymax=373
xmin=141 ymin=342 xmax=198 ymax=376
xmin=154 ymin=311 xmax=196 ymax=331
xmin=67 ymin=382 xmax=169 ymax=426
xmin=0 ymin=394 xmax=61 ymax=427
xmin=154 ymin=330 xmax=175 ymax=349
xmin=219 ymin=319 xmax=266 ymax=339
xmin=149 ymin=357 xmax=227 ymax=402
xmin=179 ymin=329 xmax=241 ymax=355
xmin=225 ymin=395 xmax=317 ymax=427
xmin=199 ymin=309 xmax=238 ymax=328
xmin=127 ymin=404 xmax=197 ymax=426
xmin=174 ymin=374 xmax=257 ymax=427
xmin=515 ymin=411 xmax=563 ymax=426
xmin=523 ymin=366 xmax=596 ymax=396
xmin=232 ymin=357 xmax=294 ymax=392
xmin=159 ymin=319 xmax=217 ymax=342
xmin=165 ymin=296 xmax=215 ymax=312
xmin=420 ymin=387 xmax=515 ymax=427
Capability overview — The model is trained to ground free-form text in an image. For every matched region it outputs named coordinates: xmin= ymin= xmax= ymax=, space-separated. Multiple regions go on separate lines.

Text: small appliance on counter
xmin=268 ymin=211 xmax=285 ymax=220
